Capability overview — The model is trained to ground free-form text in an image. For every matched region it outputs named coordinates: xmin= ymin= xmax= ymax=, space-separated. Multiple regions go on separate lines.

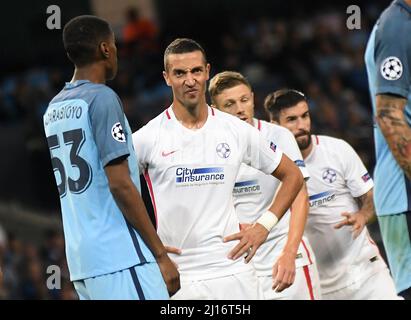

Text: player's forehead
xmin=217 ymin=84 xmax=252 ymax=101
xmin=280 ymin=101 xmax=309 ymax=117
xmin=166 ymin=51 xmax=206 ymax=71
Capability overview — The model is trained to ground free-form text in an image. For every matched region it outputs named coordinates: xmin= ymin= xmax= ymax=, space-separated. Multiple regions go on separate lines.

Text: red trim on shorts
xmin=301 ymin=239 xmax=313 ymax=265
xmin=144 ymin=168 xmax=158 ymax=229
xmin=367 ymin=233 xmax=383 ymax=257
xmin=315 ymin=135 xmax=319 ymax=145
xmin=257 ymin=119 xmax=261 ymax=131
xmin=165 ymin=109 xmax=171 ymax=119
xmin=303 ymin=265 xmax=315 ymax=300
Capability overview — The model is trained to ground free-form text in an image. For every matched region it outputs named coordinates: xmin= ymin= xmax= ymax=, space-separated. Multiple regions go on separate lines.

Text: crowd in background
xmin=0 ymin=3 xmax=386 ymax=299
xmin=0 ymin=224 xmax=76 ymax=299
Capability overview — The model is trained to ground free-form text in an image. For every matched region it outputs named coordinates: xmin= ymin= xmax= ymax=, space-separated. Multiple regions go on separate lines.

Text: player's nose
xmin=296 ymin=118 xmax=308 ymax=130
xmin=185 ymin=73 xmax=196 ymax=86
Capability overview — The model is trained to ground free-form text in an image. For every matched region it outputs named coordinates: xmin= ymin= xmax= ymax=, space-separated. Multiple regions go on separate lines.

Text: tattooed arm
xmin=334 ymin=189 xmax=376 ymax=238
xmin=376 ymin=94 xmax=411 ymax=180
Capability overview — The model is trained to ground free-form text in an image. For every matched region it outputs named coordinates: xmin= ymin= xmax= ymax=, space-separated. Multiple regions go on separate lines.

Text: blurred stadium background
xmin=0 ymin=0 xmax=392 ymax=299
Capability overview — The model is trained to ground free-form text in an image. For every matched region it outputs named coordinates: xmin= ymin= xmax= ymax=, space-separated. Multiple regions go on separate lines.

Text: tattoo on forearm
xmin=376 ymin=95 xmax=411 ymax=179
xmin=355 ymin=192 xmax=375 ymax=220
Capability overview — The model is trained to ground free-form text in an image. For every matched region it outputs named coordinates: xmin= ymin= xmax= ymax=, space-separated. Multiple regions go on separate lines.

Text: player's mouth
xmin=185 ymin=88 xmax=198 ymax=95
xmin=295 ymin=131 xmax=310 ymax=138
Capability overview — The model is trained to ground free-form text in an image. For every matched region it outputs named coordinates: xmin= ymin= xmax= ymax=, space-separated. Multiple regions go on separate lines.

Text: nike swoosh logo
xmin=161 ymin=150 xmax=178 ymax=157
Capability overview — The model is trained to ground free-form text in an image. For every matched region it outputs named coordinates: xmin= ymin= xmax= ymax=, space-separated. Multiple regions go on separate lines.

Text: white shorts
xmin=170 ymin=269 xmax=262 ymax=300
xmin=258 ymin=263 xmax=322 ymax=300
xmin=322 ymin=262 xmax=401 ymax=300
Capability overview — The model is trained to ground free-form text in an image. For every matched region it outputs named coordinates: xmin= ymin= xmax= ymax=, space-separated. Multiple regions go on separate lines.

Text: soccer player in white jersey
xmin=265 ymin=88 xmax=400 ymax=299
xmin=132 ymin=38 xmax=304 ymax=300
xmin=208 ymin=71 xmax=321 ymax=300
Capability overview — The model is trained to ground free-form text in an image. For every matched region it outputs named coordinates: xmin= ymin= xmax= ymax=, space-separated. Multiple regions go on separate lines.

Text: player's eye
xmin=174 ymin=70 xmax=184 ymax=77
xmin=192 ymin=68 xmax=202 ymax=74
xmin=224 ymin=102 xmax=233 ymax=108
xmin=241 ymin=97 xmax=249 ymax=103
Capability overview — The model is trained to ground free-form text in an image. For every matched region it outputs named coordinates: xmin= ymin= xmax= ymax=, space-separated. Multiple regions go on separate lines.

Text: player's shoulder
xmin=213 ymin=107 xmax=241 ymax=122
xmin=212 ymin=107 xmax=253 ymax=130
xmin=92 ymin=84 xmax=120 ymax=101
xmin=316 ymin=135 xmax=355 ymax=152
xmin=132 ymin=109 xmax=168 ymax=138
xmin=378 ymin=1 xmax=411 ymax=38
xmin=259 ymin=119 xmax=293 ymax=137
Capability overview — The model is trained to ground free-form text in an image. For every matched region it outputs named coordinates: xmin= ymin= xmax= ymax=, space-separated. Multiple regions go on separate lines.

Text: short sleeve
xmin=339 ymin=140 xmax=374 ymax=198
xmin=89 ymin=88 xmax=130 ymax=167
xmin=374 ymin=21 xmax=411 ymax=98
xmin=241 ymin=122 xmax=283 ymax=175
xmin=132 ymin=125 xmax=153 ymax=174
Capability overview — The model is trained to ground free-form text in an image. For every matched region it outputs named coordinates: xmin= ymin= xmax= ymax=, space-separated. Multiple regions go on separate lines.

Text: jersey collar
xmin=252 ymin=118 xmax=262 ymax=131
xmin=166 ymin=104 xmax=215 ymax=132
xmin=64 ymin=80 xmax=91 ymax=90
xmin=304 ymin=135 xmax=317 ymax=162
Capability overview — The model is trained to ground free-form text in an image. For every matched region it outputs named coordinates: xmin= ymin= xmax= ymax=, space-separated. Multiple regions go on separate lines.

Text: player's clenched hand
xmin=272 ymin=251 xmax=296 ymax=292
xmin=334 ymin=211 xmax=367 ymax=239
xmin=156 ymin=253 xmax=181 ymax=296
xmin=224 ymin=223 xmax=269 ymax=263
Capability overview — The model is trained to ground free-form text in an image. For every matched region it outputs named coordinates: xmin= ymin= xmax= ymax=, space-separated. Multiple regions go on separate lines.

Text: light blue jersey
xmin=365 ymin=0 xmax=411 ymax=294
xmin=43 ymin=80 xmax=156 ymax=281
xmin=365 ymin=0 xmax=411 ymax=216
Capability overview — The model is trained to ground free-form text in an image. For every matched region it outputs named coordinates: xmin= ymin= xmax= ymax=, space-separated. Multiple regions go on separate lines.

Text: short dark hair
xmin=208 ymin=71 xmax=251 ymax=105
xmin=63 ymin=15 xmax=112 ymax=67
xmin=164 ymin=38 xmax=207 ymax=71
xmin=264 ymin=89 xmax=307 ymax=121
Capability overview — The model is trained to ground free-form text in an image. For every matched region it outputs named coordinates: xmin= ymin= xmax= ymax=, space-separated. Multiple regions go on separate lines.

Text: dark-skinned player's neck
xmin=172 ymin=99 xmax=208 ymax=130
xmin=301 ymin=141 xmax=314 ymax=160
xmin=71 ymin=63 xmax=107 ymax=85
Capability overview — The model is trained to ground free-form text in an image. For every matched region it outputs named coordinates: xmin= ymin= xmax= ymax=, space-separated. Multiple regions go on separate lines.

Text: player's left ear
xmin=99 ymin=41 xmax=110 ymax=59
xmin=205 ymin=63 xmax=210 ymax=80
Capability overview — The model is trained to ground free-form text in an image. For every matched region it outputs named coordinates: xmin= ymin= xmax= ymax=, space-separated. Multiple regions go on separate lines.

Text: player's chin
xmin=297 ymin=136 xmax=310 ymax=149
xmin=184 ymin=97 xmax=200 ymax=108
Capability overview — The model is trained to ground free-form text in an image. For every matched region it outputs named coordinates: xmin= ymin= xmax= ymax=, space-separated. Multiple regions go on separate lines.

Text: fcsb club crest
xmin=216 ymin=143 xmax=231 ymax=158
xmin=322 ymin=168 xmax=337 ymax=183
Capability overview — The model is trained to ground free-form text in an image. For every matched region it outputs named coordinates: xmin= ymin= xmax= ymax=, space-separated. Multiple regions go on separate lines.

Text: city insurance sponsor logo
xmin=309 ymin=191 xmax=336 ymax=207
xmin=175 ymin=167 xmax=224 ymax=186
xmin=233 ymin=180 xmax=261 ymax=195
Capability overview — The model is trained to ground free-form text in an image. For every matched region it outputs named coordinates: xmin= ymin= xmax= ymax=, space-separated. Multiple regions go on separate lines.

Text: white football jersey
xmin=132 ymin=107 xmax=283 ymax=281
xmin=304 ymin=135 xmax=382 ymax=293
xmin=234 ymin=119 xmax=312 ymax=276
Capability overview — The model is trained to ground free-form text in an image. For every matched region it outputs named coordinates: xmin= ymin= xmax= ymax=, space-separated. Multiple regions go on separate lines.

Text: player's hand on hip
xmin=156 ymin=253 xmax=181 ymax=296
xmin=334 ymin=211 xmax=366 ymax=239
xmin=164 ymin=246 xmax=181 ymax=269
xmin=239 ymin=223 xmax=252 ymax=231
xmin=224 ymin=223 xmax=269 ymax=263
xmin=272 ymin=251 xmax=296 ymax=292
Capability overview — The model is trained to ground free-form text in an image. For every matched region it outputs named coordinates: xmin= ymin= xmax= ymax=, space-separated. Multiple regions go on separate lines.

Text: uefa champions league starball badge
xmin=111 ymin=122 xmax=126 ymax=143
xmin=380 ymin=56 xmax=403 ymax=81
